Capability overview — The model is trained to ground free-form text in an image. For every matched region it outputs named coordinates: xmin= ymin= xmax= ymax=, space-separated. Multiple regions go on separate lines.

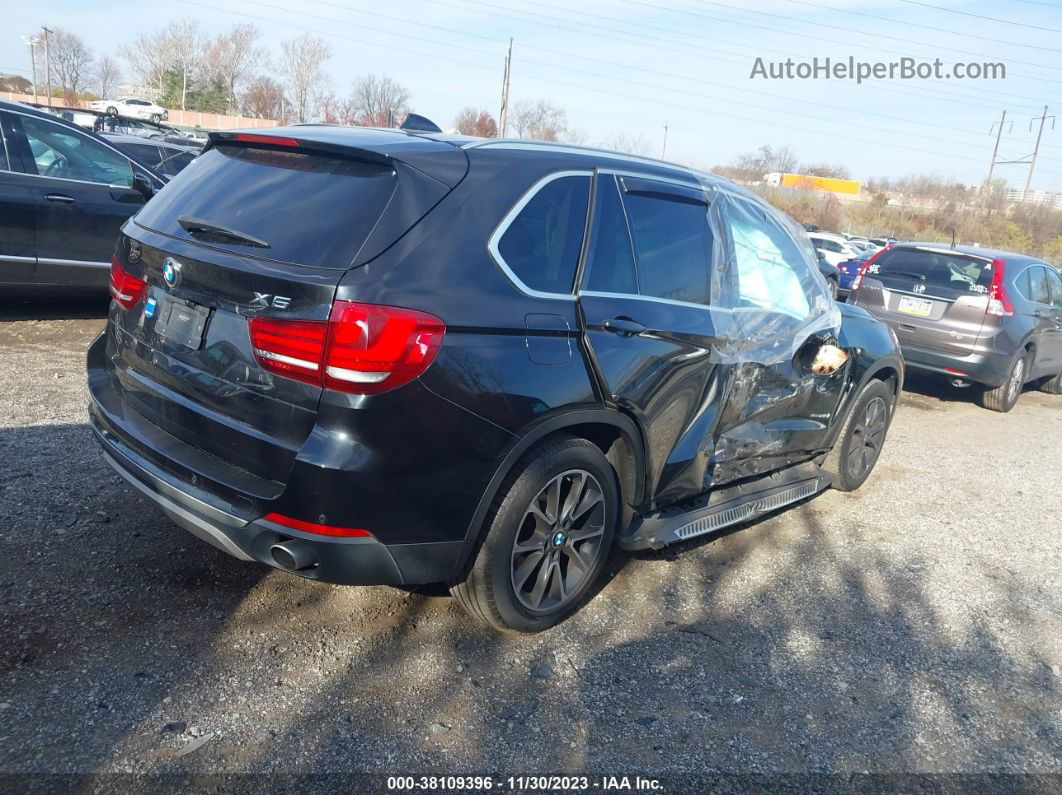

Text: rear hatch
xmin=853 ymin=246 xmax=993 ymax=356
xmin=106 ymin=130 xmax=466 ymax=488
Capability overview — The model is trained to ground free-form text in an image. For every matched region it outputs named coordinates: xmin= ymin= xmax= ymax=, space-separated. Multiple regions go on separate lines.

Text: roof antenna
xmin=951 ymin=227 xmax=956 ymax=248
xmin=400 ymin=113 xmax=442 ymax=133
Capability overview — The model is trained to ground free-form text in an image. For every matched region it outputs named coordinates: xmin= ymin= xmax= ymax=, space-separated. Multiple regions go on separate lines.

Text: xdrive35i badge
xmin=162 ymin=257 xmax=182 ymax=289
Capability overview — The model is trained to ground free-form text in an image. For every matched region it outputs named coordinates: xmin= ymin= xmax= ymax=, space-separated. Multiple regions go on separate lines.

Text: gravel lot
xmin=1 ymin=290 xmax=1060 ymax=782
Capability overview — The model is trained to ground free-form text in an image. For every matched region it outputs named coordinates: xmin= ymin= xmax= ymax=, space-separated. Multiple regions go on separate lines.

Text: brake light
xmin=851 ymin=246 xmax=891 ymax=291
xmin=263 ymin=512 xmax=371 ymax=538
xmin=233 ymin=133 xmax=300 ymax=148
xmin=986 ymin=258 xmax=1014 ymax=317
xmin=109 ymin=256 xmax=147 ymax=309
xmin=248 ymin=301 xmax=445 ymax=395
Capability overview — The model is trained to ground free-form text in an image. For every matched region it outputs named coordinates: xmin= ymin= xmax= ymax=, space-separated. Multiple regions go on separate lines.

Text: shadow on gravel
xmin=1 ymin=420 xmax=1057 ymax=777
xmin=0 ymin=287 xmax=110 ymax=321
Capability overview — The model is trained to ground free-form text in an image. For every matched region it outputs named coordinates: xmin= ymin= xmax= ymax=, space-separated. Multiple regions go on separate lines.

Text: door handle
xmin=601 ymin=317 xmax=646 ymax=336
xmin=45 ymin=194 xmax=75 ymax=203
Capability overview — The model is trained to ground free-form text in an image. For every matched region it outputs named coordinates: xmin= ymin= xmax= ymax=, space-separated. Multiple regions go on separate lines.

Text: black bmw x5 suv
xmin=88 ymin=127 xmax=903 ymax=632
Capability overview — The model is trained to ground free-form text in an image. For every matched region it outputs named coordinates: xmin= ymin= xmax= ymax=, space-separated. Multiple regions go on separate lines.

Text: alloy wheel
xmin=510 ymin=469 xmax=606 ymax=612
xmin=846 ymin=396 xmax=888 ymax=480
xmin=1007 ymin=357 xmax=1025 ymax=404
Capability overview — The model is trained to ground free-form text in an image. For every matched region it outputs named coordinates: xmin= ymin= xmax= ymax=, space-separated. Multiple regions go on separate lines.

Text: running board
xmin=619 ymin=464 xmax=831 ymax=551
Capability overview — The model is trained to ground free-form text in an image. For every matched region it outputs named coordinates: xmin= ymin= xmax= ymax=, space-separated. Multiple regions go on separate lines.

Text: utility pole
xmin=986 ymin=110 xmax=1008 ymax=187
xmin=1024 ymin=105 xmax=1055 ymax=199
xmin=661 ymin=122 xmax=668 ymax=159
xmin=20 ymin=35 xmax=39 ymax=103
xmin=41 ymin=25 xmax=52 ymax=107
xmin=498 ymin=38 xmax=512 ymax=138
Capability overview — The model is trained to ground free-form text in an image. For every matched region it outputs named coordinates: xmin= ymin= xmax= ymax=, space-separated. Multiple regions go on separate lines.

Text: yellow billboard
xmin=779 ymin=173 xmax=861 ymax=195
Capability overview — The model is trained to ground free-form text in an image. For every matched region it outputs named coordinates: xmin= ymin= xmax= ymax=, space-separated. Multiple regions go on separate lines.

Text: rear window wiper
xmin=178 ymin=215 xmax=271 ymax=249
xmin=884 ymin=269 xmax=926 ymax=280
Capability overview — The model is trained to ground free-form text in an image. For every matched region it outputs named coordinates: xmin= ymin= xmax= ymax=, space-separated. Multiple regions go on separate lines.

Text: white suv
xmin=88 ymin=97 xmax=169 ymax=123
xmin=809 ymin=232 xmax=860 ymax=267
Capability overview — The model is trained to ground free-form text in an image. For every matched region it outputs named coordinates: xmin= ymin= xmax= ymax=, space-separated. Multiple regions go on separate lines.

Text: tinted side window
xmin=497 ymin=174 xmax=590 ymax=295
xmin=1026 ymin=266 xmax=1051 ymax=304
xmin=583 ymin=175 xmax=637 ymax=294
xmin=0 ymin=117 xmax=9 ymax=171
xmin=1046 ymin=268 xmax=1062 ymax=307
xmin=816 ymin=238 xmax=844 ymax=253
xmin=19 ymin=116 xmax=133 ymax=187
xmin=623 ymin=191 xmax=712 ymax=305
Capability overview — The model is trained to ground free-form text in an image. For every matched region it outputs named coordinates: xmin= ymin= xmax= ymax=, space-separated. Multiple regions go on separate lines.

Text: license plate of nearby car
xmin=153 ymin=297 xmax=210 ymax=349
xmin=897 ymin=295 xmax=933 ymax=317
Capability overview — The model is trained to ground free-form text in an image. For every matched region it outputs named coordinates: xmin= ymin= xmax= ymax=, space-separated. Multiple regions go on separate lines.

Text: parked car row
xmin=4 ymin=97 xmax=1057 ymax=631
xmin=0 ymin=101 xmax=198 ymax=286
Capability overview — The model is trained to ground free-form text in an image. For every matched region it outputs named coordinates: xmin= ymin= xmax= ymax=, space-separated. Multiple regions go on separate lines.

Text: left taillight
xmin=248 ymin=300 xmax=445 ymax=395
xmin=109 ymin=256 xmax=147 ymax=309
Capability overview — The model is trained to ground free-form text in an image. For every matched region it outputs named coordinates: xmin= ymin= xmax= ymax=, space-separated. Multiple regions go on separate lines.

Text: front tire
xmin=824 ymin=379 xmax=894 ymax=492
xmin=450 ymin=436 xmax=618 ymax=633
xmin=827 ymin=277 xmax=839 ymax=301
xmin=980 ymin=352 xmax=1028 ymax=412
xmin=106 ymin=105 xmax=117 ymax=116
xmin=1039 ymin=371 xmax=1062 ymax=395
xmin=150 ymin=113 xmax=161 ymax=124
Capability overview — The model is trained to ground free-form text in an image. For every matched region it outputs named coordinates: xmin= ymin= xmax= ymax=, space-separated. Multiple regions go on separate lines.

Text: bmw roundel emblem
xmin=162 ymin=257 xmax=181 ymax=289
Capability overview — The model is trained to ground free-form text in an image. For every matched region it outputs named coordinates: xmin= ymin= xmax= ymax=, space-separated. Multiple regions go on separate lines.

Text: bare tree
xmin=320 ymin=93 xmax=358 ymax=125
xmin=349 ymin=73 xmax=410 ymax=127
xmin=453 ymin=107 xmax=497 ymax=137
xmin=48 ymin=28 xmax=93 ymax=96
xmin=511 ymin=99 xmax=568 ymax=142
xmin=804 ymin=162 xmax=852 ymax=180
xmin=121 ymin=30 xmax=170 ymax=95
xmin=242 ymin=75 xmax=287 ymax=121
xmin=162 ymin=18 xmax=204 ymax=111
xmin=205 ymin=23 xmax=264 ymax=113
xmin=279 ymin=33 xmax=332 ymax=123
xmin=602 ymin=133 xmax=650 ymax=156
xmin=91 ymin=55 xmax=122 ymax=100
xmin=729 ymin=144 xmax=801 ymax=181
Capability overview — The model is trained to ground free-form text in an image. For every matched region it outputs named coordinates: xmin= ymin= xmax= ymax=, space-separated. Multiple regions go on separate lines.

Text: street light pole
xmin=41 ymin=25 xmax=52 ymax=107
xmin=20 ymin=35 xmax=40 ymax=103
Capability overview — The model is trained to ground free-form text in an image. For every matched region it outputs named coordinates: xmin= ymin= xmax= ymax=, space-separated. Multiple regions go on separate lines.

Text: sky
xmin=4 ymin=0 xmax=1062 ymax=191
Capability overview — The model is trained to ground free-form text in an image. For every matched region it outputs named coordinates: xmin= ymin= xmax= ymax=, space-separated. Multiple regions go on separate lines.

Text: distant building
xmin=116 ymin=84 xmax=163 ymax=103
xmin=764 ymin=171 xmax=862 ymax=198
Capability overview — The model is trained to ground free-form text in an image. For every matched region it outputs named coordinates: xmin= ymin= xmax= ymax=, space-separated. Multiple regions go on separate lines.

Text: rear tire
xmin=823 ymin=379 xmax=894 ymax=492
xmin=450 ymin=436 xmax=618 ymax=633
xmin=980 ymin=352 xmax=1028 ymax=412
xmin=106 ymin=106 xmax=117 ymax=116
xmin=1039 ymin=371 xmax=1062 ymax=395
xmin=827 ymin=277 xmax=839 ymax=301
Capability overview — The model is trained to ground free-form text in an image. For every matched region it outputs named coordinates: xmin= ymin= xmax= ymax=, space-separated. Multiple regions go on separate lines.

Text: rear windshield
xmin=869 ymin=248 xmax=993 ymax=299
xmin=135 ymin=144 xmax=396 ymax=268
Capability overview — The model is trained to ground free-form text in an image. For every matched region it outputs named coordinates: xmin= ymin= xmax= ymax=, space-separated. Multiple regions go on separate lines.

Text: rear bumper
xmin=898 ymin=342 xmax=1012 ymax=386
xmin=86 ymin=331 xmax=480 ymax=586
xmin=90 ymin=406 xmax=465 ymax=585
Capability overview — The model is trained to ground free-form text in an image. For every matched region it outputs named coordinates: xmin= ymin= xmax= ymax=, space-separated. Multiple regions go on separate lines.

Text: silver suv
xmin=849 ymin=243 xmax=1062 ymax=411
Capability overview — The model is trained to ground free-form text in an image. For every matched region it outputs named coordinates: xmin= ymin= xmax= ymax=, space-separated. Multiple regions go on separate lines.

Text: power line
xmin=177 ymin=0 xmax=1062 ymax=179
xmin=440 ymin=0 xmax=1051 ymax=112
xmin=894 ymin=0 xmax=1062 ymax=34
xmin=302 ymin=0 xmax=1038 ymax=139
xmin=765 ymin=0 xmax=1062 ymax=60
xmin=249 ymin=0 xmax=1062 ymax=163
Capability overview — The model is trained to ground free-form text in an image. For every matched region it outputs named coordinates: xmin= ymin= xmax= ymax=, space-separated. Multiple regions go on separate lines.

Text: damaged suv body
xmin=88 ymin=128 xmax=903 ymax=631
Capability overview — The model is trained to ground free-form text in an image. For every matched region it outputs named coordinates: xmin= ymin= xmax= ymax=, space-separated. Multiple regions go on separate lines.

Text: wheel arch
xmin=452 ymin=408 xmax=648 ymax=580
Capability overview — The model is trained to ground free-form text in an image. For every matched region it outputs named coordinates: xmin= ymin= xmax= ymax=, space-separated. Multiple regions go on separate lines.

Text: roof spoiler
xmin=207 ymin=130 xmax=394 ymax=166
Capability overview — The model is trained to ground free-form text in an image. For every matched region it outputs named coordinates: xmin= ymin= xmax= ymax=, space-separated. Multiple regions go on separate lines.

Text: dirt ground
xmin=1 ymin=289 xmax=1060 ymax=786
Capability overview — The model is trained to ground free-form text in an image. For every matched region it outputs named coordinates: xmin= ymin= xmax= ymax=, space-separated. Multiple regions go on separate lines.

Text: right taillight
xmin=109 ymin=256 xmax=147 ymax=309
xmin=851 ymin=245 xmax=891 ymax=292
xmin=986 ymin=258 xmax=1014 ymax=317
xmin=248 ymin=301 xmax=445 ymax=395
